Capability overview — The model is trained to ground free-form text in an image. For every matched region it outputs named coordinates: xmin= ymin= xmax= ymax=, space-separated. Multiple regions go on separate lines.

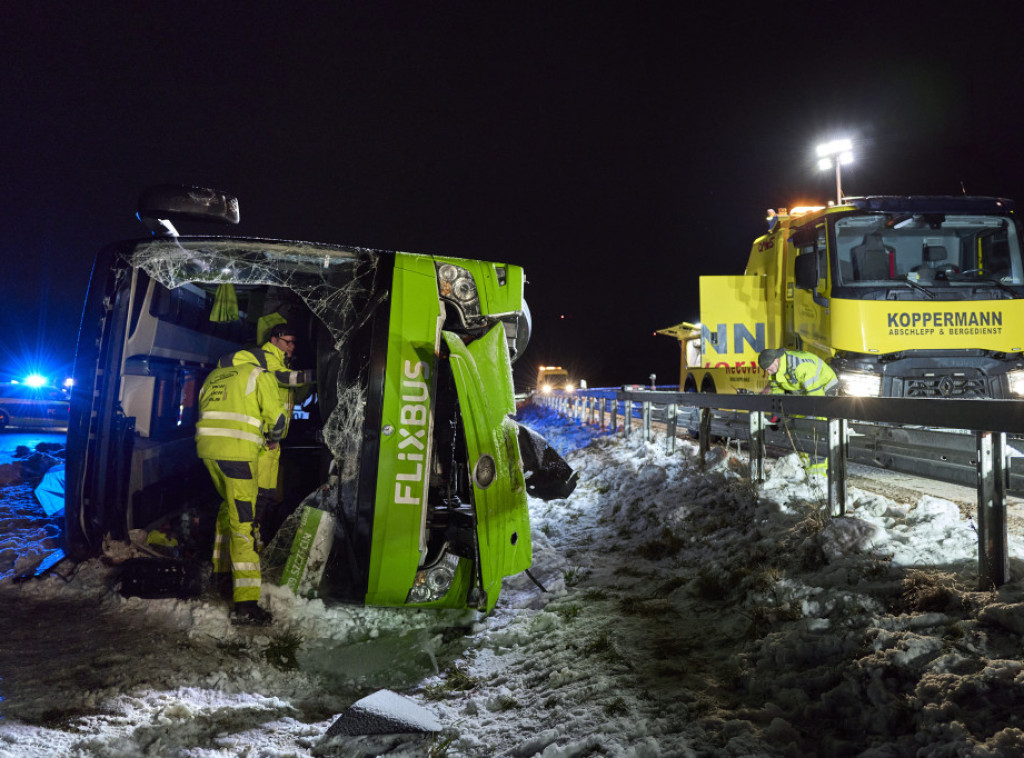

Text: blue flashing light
xmin=24 ymin=374 xmax=49 ymax=388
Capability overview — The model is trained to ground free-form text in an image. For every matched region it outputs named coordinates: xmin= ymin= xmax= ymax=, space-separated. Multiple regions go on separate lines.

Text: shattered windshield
xmin=833 ymin=213 xmax=1024 ymax=287
xmin=129 ymin=237 xmax=383 ymax=483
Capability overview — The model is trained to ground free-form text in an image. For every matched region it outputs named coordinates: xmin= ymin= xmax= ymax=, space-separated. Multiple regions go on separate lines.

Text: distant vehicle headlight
xmin=406 ymin=552 xmax=461 ymax=604
xmin=1008 ymin=369 xmax=1024 ymax=397
xmin=838 ymin=371 xmax=882 ymax=397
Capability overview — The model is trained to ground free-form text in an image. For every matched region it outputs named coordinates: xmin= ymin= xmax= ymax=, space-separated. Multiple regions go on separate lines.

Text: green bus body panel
xmin=363 ymin=252 xmax=528 ymax=609
xmin=365 ymin=254 xmax=442 ymax=606
xmin=444 ymin=326 xmax=531 ymax=612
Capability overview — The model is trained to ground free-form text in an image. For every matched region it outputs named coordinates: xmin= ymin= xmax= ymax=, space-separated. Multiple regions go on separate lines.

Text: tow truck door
xmin=793 ymin=222 xmax=833 ymax=355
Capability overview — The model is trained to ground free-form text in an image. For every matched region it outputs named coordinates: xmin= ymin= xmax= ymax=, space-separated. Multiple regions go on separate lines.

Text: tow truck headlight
xmin=838 ymin=371 xmax=882 ymax=397
xmin=406 ymin=552 xmax=461 ymax=604
xmin=1008 ymin=369 xmax=1024 ymax=397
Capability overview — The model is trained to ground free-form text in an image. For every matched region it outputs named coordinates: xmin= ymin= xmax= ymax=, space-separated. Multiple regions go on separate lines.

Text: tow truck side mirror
xmin=794 ymin=253 xmax=817 ymax=289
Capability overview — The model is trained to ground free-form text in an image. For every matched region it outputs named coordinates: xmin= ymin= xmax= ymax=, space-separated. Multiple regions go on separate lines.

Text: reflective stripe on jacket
xmin=768 ymin=350 xmax=838 ymax=396
xmin=218 ymin=342 xmax=313 ymax=436
xmin=196 ymin=363 xmax=287 ymax=461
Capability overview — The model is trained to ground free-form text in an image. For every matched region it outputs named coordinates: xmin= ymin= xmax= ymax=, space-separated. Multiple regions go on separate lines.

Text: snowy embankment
xmin=3 ymin=407 xmax=1024 ymax=756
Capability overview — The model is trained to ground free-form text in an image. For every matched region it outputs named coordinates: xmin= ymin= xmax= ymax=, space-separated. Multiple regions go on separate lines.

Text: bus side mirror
xmin=794 ymin=253 xmax=817 ymax=289
xmin=137 ymin=185 xmax=240 ymax=236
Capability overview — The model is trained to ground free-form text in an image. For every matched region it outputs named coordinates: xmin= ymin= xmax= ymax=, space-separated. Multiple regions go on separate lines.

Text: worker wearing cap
xmin=220 ymin=323 xmax=315 ymax=533
xmin=758 ymin=348 xmax=839 ymax=396
xmin=196 ymin=357 xmax=287 ymax=625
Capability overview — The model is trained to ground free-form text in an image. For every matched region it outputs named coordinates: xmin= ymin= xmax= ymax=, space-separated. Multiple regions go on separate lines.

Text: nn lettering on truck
xmin=701 ymin=322 xmax=765 ymax=356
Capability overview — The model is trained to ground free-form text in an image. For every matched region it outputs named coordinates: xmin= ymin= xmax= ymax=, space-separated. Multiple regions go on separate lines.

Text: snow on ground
xmin=4 ymin=409 xmax=1024 ymax=756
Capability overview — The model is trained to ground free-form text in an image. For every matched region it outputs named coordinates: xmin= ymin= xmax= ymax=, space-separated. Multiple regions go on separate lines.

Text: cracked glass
xmin=129 ymin=237 xmax=379 ymax=491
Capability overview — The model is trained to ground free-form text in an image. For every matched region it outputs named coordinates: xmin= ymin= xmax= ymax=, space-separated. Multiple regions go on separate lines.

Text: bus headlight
xmin=838 ymin=371 xmax=882 ymax=397
xmin=436 ymin=263 xmax=482 ymax=323
xmin=1008 ymin=369 xmax=1024 ymax=397
xmin=406 ymin=552 xmax=461 ymax=604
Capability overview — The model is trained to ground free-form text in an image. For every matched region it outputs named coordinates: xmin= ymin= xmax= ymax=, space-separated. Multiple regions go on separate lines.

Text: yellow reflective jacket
xmin=218 ymin=342 xmax=314 ymax=436
xmin=768 ymin=350 xmax=838 ymax=396
xmin=195 ymin=363 xmax=287 ymax=461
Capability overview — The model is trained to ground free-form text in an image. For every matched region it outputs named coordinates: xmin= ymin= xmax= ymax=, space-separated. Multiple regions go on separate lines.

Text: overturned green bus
xmin=65 ymin=185 xmax=552 ymax=611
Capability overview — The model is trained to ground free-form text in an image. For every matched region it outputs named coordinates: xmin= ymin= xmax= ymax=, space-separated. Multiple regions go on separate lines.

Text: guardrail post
xmin=623 ymin=400 xmax=631 ymax=437
xmin=977 ymin=431 xmax=1009 ymax=589
xmin=698 ymin=408 xmax=711 ymax=467
xmin=749 ymin=411 xmax=765 ymax=484
xmin=599 ymin=398 xmax=606 ymax=430
xmin=827 ymin=418 xmax=847 ymax=517
xmin=642 ymin=401 xmax=651 ymax=441
xmin=612 ymin=400 xmax=619 ymax=434
xmin=666 ymin=403 xmax=677 ymax=454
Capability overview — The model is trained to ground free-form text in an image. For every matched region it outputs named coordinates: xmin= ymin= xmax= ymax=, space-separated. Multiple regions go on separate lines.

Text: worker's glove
xmin=252 ymin=520 xmax=264 ymax=554
xmin=764 ymin=413 xmax=780 ymax=431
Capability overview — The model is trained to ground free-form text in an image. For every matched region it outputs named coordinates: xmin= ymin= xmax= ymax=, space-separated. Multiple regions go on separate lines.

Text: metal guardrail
xmin=534 ymin=389 xmax=1022 ymax=589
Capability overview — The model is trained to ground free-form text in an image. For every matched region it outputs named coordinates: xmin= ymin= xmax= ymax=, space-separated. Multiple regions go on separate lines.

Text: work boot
xmin=231 ymin=600 xmax=273 ymax=627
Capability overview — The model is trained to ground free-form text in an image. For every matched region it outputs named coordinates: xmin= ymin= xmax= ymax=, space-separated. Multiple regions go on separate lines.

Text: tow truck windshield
xmin=833 ymin=213 xmax=1024 ymax=293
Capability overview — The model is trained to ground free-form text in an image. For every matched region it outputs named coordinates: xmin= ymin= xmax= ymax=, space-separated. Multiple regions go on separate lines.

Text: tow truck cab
xmin=789 ymin=196 xmax=1024 ymax=398
xmin=65 ymin=186 xmax=534 ymax=611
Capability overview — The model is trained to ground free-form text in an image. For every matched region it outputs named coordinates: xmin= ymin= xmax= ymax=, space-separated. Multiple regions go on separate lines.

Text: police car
xmin=0 ymin=383 xmax=70 ymax=431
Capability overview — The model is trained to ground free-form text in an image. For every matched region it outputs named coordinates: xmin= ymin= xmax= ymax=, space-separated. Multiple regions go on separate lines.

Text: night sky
xmin=4 ymin=3 xmax=1024 ymax=390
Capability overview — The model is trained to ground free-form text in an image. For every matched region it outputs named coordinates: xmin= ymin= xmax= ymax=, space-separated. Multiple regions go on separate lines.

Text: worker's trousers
xmin=203 ymin=458 xmax=262 ymax=603
xmin=256 ymin=443 xmax=282 ymax=516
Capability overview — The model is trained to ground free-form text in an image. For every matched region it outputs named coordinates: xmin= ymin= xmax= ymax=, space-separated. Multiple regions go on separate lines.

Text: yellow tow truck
xmin=661 ymin=196 xmax=1024 ymax=398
